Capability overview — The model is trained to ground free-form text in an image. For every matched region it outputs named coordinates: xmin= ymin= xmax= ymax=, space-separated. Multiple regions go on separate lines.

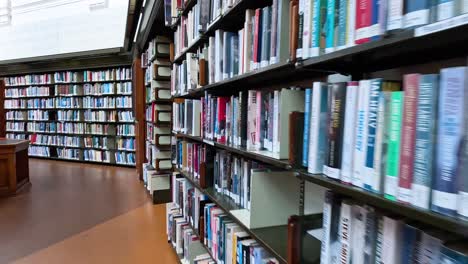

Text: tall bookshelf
xmin=134 ymin=0 xmax=468 ymax=263
xmin=3 ymin=66 xmax=136 ymax=167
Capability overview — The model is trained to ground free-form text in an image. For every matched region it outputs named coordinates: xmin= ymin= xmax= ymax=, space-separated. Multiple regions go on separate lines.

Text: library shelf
xmin=175 ymin=168 xmax=288 ymax=264
xmin=5 ymin=84 xmax=54 ymax=88
xmin=172 ymin=36 xmax=206 ymax=64
xmin=174 ymin=133 xmax=468 ymax=236
xmin=53 ymin=79 xmax=133 ymax=85
xmin=30 ymin=156 xmax=136 ymax=168
xmin=5 ymin=95 xmax=52 ymax=99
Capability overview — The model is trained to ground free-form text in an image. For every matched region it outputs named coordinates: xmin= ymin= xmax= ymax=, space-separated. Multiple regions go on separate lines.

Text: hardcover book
xmin=311 ymin=0 xmax=327 ymax=56
xmin=308 ymin=82 xmax=329 ymax=174
xmin=303 ymin=88 xmax=313 ymax=167
xmin=340 ymin=81 xmax=359 ymax=184
xmin=458 ymin=66 xmax=468 ymax=219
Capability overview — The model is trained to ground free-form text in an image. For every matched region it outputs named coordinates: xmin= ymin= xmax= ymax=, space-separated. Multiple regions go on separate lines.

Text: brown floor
xmin=0 ymin=159 xmax=178 ymax=264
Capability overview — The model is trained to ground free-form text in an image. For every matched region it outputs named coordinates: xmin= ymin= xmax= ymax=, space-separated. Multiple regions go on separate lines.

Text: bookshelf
xmin=2 ymin=67 xmax=136 ymax=167
xmin=0 ymin=80 xmax=5 ymax=138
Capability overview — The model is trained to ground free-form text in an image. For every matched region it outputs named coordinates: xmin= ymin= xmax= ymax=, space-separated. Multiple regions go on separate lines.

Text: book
xmin=346 ymin=0 xmax=357 ymax=47
xmin=381 ymin=215 xmax=403 ymax=264
xmin=352 ymin=80 xmax=371 ymax=187
xmin=336 ymin=0 xmax=349 ymax=50
xmin=387 ymin=0 xmax=404 ymax=30
xmin=311 ymin=0 xmax=327 ymax=56
xmin=308 ymin=82 xmax=329 ymax=174
xmin=355 ymin=0 xmax=372 ymax=44
xmin=341 ymin=81 xmax=359 ymax=184
xmin=432 ymin=67 xmax=467 ymax=216
xmin=321 ymin=191 xmax=341 ymax=264
xmin=324 ymin=82 xmax=347 ymax=179
xmin=290 ymin=112 xmax=305 ymax=167
xmin=459 ymin=66 xmax=468 ymax=220
xmin=372 ymin=92 xmax=391 ymax=194
xmin=437 ymin=0 xmax=455 ymax=21
xmin=338 ymin=200 xmax=353 ymax=264
xmin=303 ymin=88 xmax=313 ymax=167
xmin=412 ymin=74 xmax=439 ymax=210
xmin=302 ymin=0 xmax=313 ymax=59
xmin=397 ymin=74 xmax=420 ymax=204
xmin=351 ymin=205 xmax=366 ymax=264
xmin=384 ymin=91 xmax=404 ymax=201
xmin=297 ymin=0 xmax=305 ymax=59
xmin=325 ymin=0 xmax=339 ymax=53
xmin=404 ymin=0 xmax=429 ymax=28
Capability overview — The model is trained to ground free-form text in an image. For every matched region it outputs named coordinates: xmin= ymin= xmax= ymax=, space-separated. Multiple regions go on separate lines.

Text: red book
xmin=216 ymin=97 xmax=229 ymax=144
xmin=151 ymin=102 xmax=156 ymax=122
xmin=253 ymin=9 xmax=262 ymax=66
xmin=398 ymin=74 xmax=420 ymax=204
xmin=355 ymin=0 xmax=372 ymax=44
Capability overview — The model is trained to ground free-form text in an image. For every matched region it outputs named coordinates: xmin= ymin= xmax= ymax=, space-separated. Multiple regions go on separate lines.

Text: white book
xmin=244 ymin=10 xmax=254 ymax=73
xmin=272 ymin=90 xmax=281 ymax=153
xmin=308 ymin=82 xmax=329 ymax=174
xmin=387 ymin=0 xmax=403 ymax=30
xmin=352 ymin=80 xmax=370 ymax=187
xmin=320 ymin=192 xmax=333 ymax=264
xmin=417 ymin=232 xmax=444 ymax=264
xmin=340 ymin=82 xmax=359 ymax=184
xmin=351 ymin=205 xmax=366 ymax=264
xmin=183 ymin=100 xmax=190 ymax=134
xmin=438 ymin=0 xmax=455 ymax=21
xmin=215 ymin=30 xmax=224 ymax=83
xmin=238 ymin=29 xmax=244 ymax=75
xmin=192 ymin=100 xmax=201 ymax=136
xmin=404 ymin=7 xmax=429 ymax=28
xmin=302 ymin=0 xmax=313 ymax=59
xmin=209 ymin=37 xmax=215 ymax=84
xmin=346 ymin=0 xmax=357 ymax=47
xmin=222 ymin=31 xmax=229 ymax=80
xmin=276 ymin=88 xmax=305 ymax=159
xmin=382 ymin=216 xmax=403 ymax=264
xmin=339 ymin=200 xmax=353 ymax=264
xmin=373 ymin=92 xmax=391 ymax=193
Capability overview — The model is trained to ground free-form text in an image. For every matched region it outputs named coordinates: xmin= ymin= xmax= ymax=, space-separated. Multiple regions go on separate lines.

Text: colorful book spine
xmin=363 ymin=78 xmax=382 ymax=192
xmin=369 ymin=0 xmax=381 ymax=41
xmin=351 ymin=205 xmax=366 ymax=264
xmin=384 ymin=91 xmax=404 ymax=201
xmin=311 ymin=0 xmax=327 ymax=56
xmin=363 ymin=206 xmax=377 ymax=263
xmin=325 ymin=0 xmax=339 ymax=53
xmin=324 ymin=82 xmax=347 ymax=179
xmin=412 ymin=74 xmax=438 ymax=210
xmin=303 ymin=88 xmax=312 ymax=167
xmin=355 ymin=0 xmax=372 ymax=44
xmin=247 ymin=91 xmax=257 ymax=150
xmin=387 ymin=0 xmax=404 ymax=30
xmin=404 ymin=0 xmax=429 ymax=28
xmin=302 ymin=0 xmax=313 ymax=59
xmin=341 ymin=81 xmax=359 ymax=184
xmin=352 ymin=80 xmax=370 ymax=187
xmin=308 ymin=82 xmax=329 ymax=174
xmin=432 ymin=67 xmax=466 ymax=216
xmin=381 ymin=216 xmax=403 ymax=264
xmin=337 ymin=0 xmax=348 ymax=50
xmin=397 ymin=74 xmax=419 ymax=204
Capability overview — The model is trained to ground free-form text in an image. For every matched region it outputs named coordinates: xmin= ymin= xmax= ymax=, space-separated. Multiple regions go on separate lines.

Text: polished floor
xmin=0 ymin=159 xmax=178 ymax=264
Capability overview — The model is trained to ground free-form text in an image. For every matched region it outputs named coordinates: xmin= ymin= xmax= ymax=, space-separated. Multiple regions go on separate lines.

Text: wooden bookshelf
xmin=2 ymin=66 xmax=136 ymax=167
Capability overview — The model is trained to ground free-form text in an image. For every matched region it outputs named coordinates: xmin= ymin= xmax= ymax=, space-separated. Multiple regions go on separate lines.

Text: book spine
xmin=255 ymin=91 xmax=262 ymax=150
xmin=247 ymin=91 xmax=257 ymax=150
xmin=346 ymin=0 xmax=357 ymax=47
xmin=325 ymin=0 xmax=338 ymax=53
xmin=369 ymin=0 xmax=381 ymax=40
xmin=404 ymin=0 xmax=429 ymax=28
xmin=341 ymin=82 xmax=359 ymax=184
xmin=387 ymin=0 xmax=403 ymax=30
xmin=372 ymin=92 xmax=391 ymax=194
xmin=352 ymin=80 xmax=370 ymax=187
xmin=337 ymin=0 xmax=348 ymax=49
xmin=308 ymin=83 xmax=329 ymax=174
xmin=351 ymin=205 xmax=366 ymax=264
xmin=303 ymin=88 xmax=312 ymax=167
xmin=437 ymin=0 xmax=455 ymax=21
xmin=297 ymin=0 xmax=305 ymax=59
xmin=270 ymin=0 xmax=278 ymax=64
xmin=320 ymin=191 xmax=333 ymax=264
xmin=382 ymin=216 xmax=402 ymax=264
xmin=384 ymin=91 xmax=404 ymax=201
xmin=375 ymin=214 xmax=384 ymax=264
xmin=458 ymin=67 xmax=468 ymax=219
xmin=363 ymin=206 xmax=377 ymax=263
xmin=324 ymin=82 xmax=347 ymax=179
xmin=311 ymin=0 xmax=326 ymax=56
xmin=363 ymin=79 xmax=382 ymax=192
xmin=464 ymin=0 xmax=468 ymax=13
xmin=433 ymin=67 xmax=466 ymax=216
xmin=339 ymin=200 xmax=352 ymax=264
xmin=355 ymin=0 xmax=372 ymax=44
xmin=412 ymin=74 xmax=438 ymax=210
xmin=273 ymin=91 xmax=280 ymax=153
xmin=302 ymin=0 xmax=312 ymax=59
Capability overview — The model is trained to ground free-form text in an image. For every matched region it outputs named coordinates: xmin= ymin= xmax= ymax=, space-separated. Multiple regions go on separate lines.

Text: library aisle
xmin=0 ymin=159 xmax=178 ymax=264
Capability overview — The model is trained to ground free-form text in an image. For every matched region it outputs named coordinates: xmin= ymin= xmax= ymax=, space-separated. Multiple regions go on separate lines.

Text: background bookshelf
xmin=2 ymin=66 xmax=136 ymax=167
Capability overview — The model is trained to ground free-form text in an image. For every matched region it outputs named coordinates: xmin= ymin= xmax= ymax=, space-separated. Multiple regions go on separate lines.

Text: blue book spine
xmin=432 ymin=67 xmax=466 ymax=216
xmin=400 ymin=225 xmax=418 ymax=264
xmin=437 ymin=0 xmax=455 ymax=21
xmin=312 ymin=0 xmax=326 ymax=54
xmin=364 ymin=79 xmax=382 ymax=191
xmin=370 ymin=0 xmax=381 ymax=41
xmin=337 ymin=0 xmax=347 ymax=48
xmin=238 ymin=241 xmax=243 ymax=264
xmin=412 ymin=74 xmax=438 ymax=210
xmin=404 ymin=0 xmax=429 ymax=28
xmin=439 ymin=244 xmax=468 ymax=263
xmin=325 ymin=0 xmax=337 ymax=52
xmin=303 ymin=88 xmax=312 ymax=167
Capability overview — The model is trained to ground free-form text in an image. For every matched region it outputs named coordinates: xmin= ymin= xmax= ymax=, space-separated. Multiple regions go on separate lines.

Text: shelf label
xmin=415 ymin=13 xmax=468 ymax=37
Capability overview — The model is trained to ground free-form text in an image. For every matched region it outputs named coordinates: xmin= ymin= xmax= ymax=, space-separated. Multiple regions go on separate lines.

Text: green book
xmin=384 ymin=91 xmax=404 ymax=201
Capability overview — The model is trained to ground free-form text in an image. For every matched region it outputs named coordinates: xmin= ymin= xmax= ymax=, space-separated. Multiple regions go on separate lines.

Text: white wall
xmin=0 ymin=0 xmax=129 ymax=62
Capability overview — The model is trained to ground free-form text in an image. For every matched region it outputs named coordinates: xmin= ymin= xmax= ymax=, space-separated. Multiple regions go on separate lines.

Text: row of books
xmin=115 ymin=152 xmax=136 ymax=165
xmin=4 ymin=98 xmax=55 ymax=109
xmin=117 ymin=124 xmax=135 ymax=136
xmin=116 ymin=96 xmax=132 ymax=108
xmin=295 ymin=0 xmax=468 ymax=60
xmin=54 ymin=71 xmax=83 ymax=83
xmin=146 ymin=103 xmax=172 ymax=124
xmin=5 ymin=74 xmax=52 ymax=86
xmin=57 ymin=148 xmax=80 ymax=160
xmin=83 ymin=110 xmax=117 ymax=122
xmin=6 ymin=133 xmax=26 ymax=140
xmin=83 ymin=97 xmax=116 ymax=108
xmin=146 ymin=81 xmax=172 ymax=103
xmin=6 ymin=122 xmax=26 ymax=132
xmin=27 ymin=110 xmax=49 ymax=121
xmin=30 ymin=134 xmax=81 ymax=147
xmin=118 ymin=111 xmax=134 ymax=122
xmin=141 ymin=36 xmax=171 ymax=67
xmin=319 ymin=190 xmax=468 ymax=264
xmin=296 ymin=68 xmax=467 ymax=219
xmin=57 ymin=110 xmax=81 ymax=121
xmin=169 ymin=173 xmax=280 ymax=264
xmin=117 ymin=138 xmax=136 ymax=151
xmin=83 ymin=68 xmax=132 ymax=82
xmin=56 ymin=97 xmax=81 ymax=108
xmin=28 ymin=146 xmax=50 ymax=157
xmin=84 ymin=150 xmax=113 ymax=163
xmin=146 ymin=143 xmax=172 ymax=171
xmin=4 ymin=86 xmax=50 ymax=98
xmin=54 ymin=82 xmax=133 ymax=96
xmin=6 ymin=110 xmax=49 ymax=121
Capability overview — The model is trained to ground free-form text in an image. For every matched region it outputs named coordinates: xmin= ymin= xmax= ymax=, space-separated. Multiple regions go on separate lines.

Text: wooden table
xmin=0 ymin=139 xmax=30 ymax=197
